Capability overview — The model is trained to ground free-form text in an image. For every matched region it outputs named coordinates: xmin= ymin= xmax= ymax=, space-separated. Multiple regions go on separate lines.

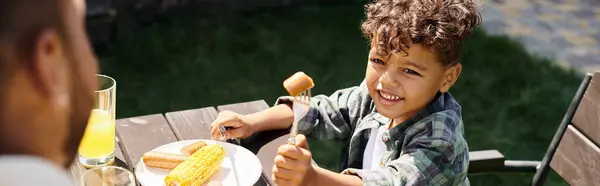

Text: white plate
xmin=135 ymin=140 xmax=262 ymax=186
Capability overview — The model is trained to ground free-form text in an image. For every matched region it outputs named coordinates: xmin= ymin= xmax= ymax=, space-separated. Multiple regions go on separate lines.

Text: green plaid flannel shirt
xmin=275 ymin=80 xmax=470 ymax=186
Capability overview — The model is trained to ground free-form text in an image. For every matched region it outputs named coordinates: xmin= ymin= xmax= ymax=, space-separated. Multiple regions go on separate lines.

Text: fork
xmin=218 ymin=125 xmax=241 ymax=145
xmin=289 ymin=89 xmax=311 ymax=145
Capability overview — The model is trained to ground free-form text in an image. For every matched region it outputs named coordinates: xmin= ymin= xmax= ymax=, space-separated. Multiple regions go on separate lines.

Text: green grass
xmin=98 ymin=3 xmax=582 ymax=185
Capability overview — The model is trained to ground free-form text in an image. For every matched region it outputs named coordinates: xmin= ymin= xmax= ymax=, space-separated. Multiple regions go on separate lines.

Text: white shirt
xmin=0 ymin=155 xmax=75 ymax=186
xmin=362 ymin=123 xmax=390 ymax=170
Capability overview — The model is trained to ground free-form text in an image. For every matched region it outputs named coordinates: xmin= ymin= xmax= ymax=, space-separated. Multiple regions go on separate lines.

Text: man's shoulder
xmin=0 ymin=155 xmax=75 ymax=186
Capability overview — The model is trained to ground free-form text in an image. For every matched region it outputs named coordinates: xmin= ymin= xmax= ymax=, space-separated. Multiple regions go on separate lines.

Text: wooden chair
xmin=468 ymin=72 xmax=600 ymax=185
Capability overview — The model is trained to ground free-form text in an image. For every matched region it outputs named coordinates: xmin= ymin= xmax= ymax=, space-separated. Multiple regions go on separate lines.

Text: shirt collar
xmin=370 ymin=92 xmax=461 ymax=136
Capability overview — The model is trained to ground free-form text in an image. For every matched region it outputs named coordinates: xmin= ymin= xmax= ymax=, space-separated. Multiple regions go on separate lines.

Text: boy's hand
xmin=272 ymin=134 xmax=316 ymax=186
xmin=210 ymin=110 xmax=254 ymax=140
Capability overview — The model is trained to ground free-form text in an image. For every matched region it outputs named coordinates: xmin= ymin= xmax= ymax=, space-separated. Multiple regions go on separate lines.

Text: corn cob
xmin=164 ymin=143 xmax=226 ymax=186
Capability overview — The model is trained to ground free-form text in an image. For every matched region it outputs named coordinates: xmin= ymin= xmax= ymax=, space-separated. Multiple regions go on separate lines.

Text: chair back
xmin=533 ymin=72 xmax=600 ymax=186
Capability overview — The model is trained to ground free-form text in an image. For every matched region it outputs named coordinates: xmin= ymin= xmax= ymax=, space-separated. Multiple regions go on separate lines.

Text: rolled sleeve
xmin=274 ymin=96 xmax=320 ymax=134
xmin=342 ymin=158 xmax=426 ymax=186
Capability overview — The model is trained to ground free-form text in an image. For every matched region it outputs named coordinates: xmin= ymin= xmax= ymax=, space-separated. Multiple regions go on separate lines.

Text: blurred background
xmin=86 ymin=0 xmax=598 ymax=185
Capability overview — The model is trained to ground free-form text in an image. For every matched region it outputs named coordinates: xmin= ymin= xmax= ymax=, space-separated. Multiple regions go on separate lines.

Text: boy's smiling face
xmin=365 ymin=40 xmax=462 ymax=125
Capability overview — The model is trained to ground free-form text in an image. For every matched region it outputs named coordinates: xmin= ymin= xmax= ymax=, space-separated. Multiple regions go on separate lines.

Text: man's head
xmin=361 ymin=0 xmax=481 ymax=122
xmin=0 ymin=0 xmax=98 ymax=168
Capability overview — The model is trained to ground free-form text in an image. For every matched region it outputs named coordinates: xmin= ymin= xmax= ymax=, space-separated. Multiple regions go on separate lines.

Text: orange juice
xmin=79 ymin=109 xmax=115 ymax=159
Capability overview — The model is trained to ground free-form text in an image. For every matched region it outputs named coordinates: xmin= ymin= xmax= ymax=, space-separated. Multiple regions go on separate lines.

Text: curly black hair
xmin=361 ymin=0 xmax=481 ymax=66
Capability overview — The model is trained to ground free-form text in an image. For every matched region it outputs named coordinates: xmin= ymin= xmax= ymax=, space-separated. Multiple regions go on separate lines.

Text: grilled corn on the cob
xmin=164 ymin=143 xmax=225 ymax=186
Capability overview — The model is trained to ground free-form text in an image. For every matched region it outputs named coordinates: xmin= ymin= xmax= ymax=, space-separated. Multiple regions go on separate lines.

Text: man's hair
xmin=0 ymin=0 xmax=67 ymax=56
xmin=361 ymin=0 xmax=481 ymax=66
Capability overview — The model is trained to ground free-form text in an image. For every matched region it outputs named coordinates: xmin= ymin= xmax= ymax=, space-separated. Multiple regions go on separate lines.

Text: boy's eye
xmin=370 ymin=59 xmax=385 ymax=65
xmin=403 ymin=68 xmax=421 ymax=76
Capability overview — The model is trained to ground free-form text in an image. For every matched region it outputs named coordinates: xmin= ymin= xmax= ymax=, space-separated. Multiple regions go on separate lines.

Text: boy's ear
xmin=439 ymin=63 xmax=462 ymax=93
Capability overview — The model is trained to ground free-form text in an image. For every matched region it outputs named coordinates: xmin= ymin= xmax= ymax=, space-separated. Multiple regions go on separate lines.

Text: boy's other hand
xmin=272 ymin=134 xmax=316 ymax=186
xmin=210 ymin=110 xmax=254 ymax=140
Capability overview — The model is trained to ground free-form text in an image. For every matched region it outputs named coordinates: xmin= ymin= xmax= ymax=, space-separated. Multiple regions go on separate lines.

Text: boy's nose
xmin=379 ymin=70 xmax=401 ymax=87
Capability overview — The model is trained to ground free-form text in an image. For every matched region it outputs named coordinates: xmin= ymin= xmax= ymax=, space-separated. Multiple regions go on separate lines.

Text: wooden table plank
xmin=550 ymin=125 xmax=600 ymax=185
xmin=67 ymin=142 xmax=129 ymax=184
xmin=216 ymin=100 xmax=274 ymax=186
xmin=115 ymin=114 xmax=178 ymax=167
xmin=216 ymin=100 xmax=270 ymax=115
xmin=115 ymin=137 xmax=126 ymax=165
xmin=165 ymin=106 xmax=218 ymax=140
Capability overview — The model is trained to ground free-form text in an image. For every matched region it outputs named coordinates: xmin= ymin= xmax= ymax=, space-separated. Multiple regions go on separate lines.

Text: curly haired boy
xmin=210 ymin=0 xmax=482 ymax=185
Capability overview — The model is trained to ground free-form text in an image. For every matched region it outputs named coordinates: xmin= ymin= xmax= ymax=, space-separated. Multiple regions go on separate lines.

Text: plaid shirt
xmin=275 ymin=80 xmax=470 ymax=186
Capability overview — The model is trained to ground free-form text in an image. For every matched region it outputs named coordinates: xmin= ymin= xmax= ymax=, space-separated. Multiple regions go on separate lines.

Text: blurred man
xmin=0 ymin=0 xmax=99 ymax=185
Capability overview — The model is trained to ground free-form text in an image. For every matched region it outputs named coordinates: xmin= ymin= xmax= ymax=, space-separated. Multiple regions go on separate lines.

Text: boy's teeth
xmin=380 ymin=92 xmax=400 ymax=100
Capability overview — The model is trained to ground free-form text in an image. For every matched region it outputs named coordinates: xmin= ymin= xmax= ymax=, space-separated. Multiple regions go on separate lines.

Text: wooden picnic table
xmin=67 ymin=100 xmax=288 ymax=186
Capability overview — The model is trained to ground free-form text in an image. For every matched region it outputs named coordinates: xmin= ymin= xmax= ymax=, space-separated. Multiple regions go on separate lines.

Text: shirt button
xmin=380 ymin=161 xmax=384 ymax=167
xmin=382 ymin=134 xmax=389 ymax=142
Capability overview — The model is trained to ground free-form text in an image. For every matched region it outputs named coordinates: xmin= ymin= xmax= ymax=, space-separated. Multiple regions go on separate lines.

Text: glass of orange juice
xmin=79 ymin=74 xmax=116 ymax=168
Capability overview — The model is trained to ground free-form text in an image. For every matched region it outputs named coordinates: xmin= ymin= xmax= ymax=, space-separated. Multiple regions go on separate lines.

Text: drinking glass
xmin=81 ymin=166 xmax=135 ymax=186
xmin=78 ymin=74 xmax=117 ymax=168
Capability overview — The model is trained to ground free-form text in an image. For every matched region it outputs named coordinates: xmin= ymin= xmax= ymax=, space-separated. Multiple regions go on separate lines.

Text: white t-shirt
xmin=362 ymin=123 xmax=390 ymax=170
xmin=0 ymin=155 xmax=75 ymax=186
